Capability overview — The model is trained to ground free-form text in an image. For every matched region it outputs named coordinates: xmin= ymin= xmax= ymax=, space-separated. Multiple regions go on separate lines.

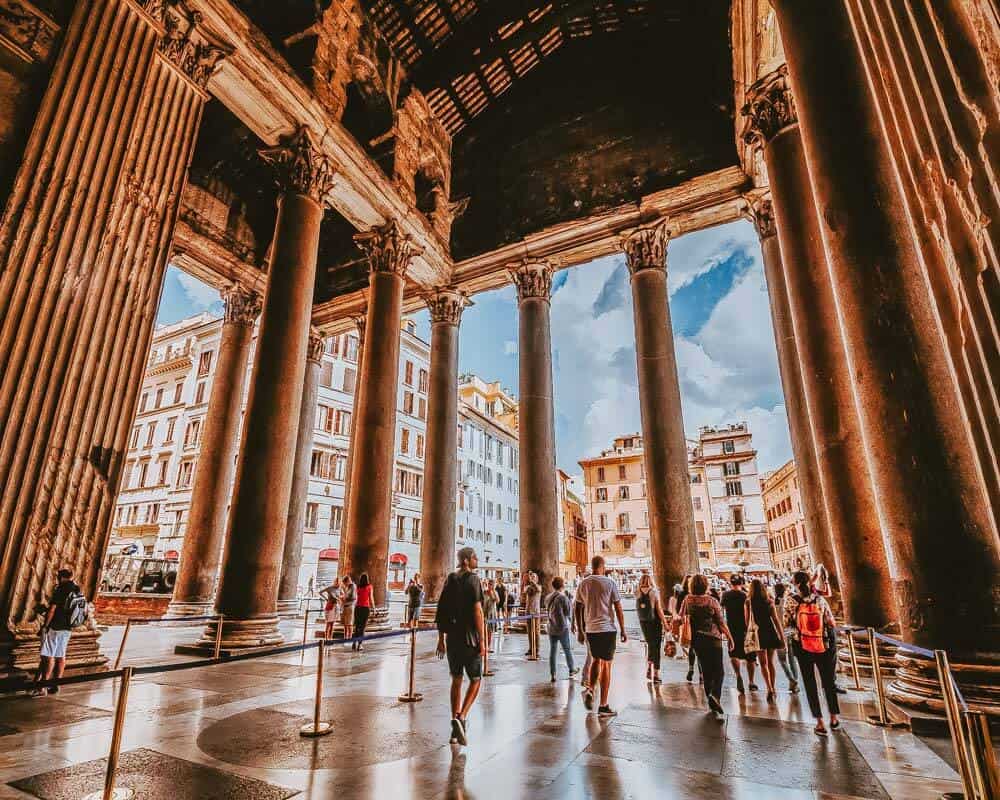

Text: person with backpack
xmin=784 ymin=570 xmax=840 ymax=735
xmin=545 ymin=577 xmax=578 ymax=682
xmin=635 ymin=573 xmax=669 ymax=684
xmin=435 ymin=547 xmax=486 ymax=746
xmin=32 ymin=568 xmax=86 ymax=696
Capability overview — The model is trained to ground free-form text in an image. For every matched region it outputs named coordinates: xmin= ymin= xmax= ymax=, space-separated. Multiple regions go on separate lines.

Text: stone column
xmin=0 ymin=0 xmax=225 ymax=675
xmin=276 ymin=329 xmax=325 ymax=616
xmin=622 ymin=224 xmax=698 ymax=599
xmin=339 ymin=222 xmax=415 ymax=609
xmin=744 ymin=70 xmax=895 ymax=629
xmin=745 ymin=196 xmax=839 ymax=597
xmin=510 ymin=261 xmax=560 ymax=589
xmin=168 ymin=285 xmax=261 ymax=617
xmin=192 ymin=128 xmax=333 ymax=650
xmin=419 ymin=289 xmax=467 ymax=606
xmin=771 ymin=0 xmax=1000 ymax=658
xmin=339 ymin=313 xmax=366 ymax=541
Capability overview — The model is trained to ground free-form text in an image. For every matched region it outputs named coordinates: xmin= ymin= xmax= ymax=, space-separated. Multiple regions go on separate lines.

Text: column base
xmin=0 ymin=627 xmax=108 ymax=689
xmin=276 ymin=598 xmax=304 ymax=618
xmin=886 ymin=651 xmax=1000 ymax=719
xmin=174 ymin=614 xmax=283 ymax=656
xmin=416 ymin=604 xmax=438 ymax=627
xmin=164 ymin=600 xmax=214 ymax=618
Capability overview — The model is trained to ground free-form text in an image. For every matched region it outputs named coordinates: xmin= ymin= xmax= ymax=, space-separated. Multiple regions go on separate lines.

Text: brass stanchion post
xmin=865 ymin=628 xmax=902 ymax=727
xmin=936 ymin=650 xmax=977 ymax=798
xmin=113 ymin=620 xmax=133 ymax=671
xmin=846 ymin=629 xmax=863 ymax=690
xmin=483 ymin=621 xmax=495 ymax=677
xmin=962 ymin=709 xmax=1000 ymax=800
xmin=300 ymin=641 xmax=333 ymax=737
xmin=213 ymin=614 xmax=224 ymax=659
xmin=82 ymin=667 xmax=135 ymax=800
xmin=398 ymin=627 xmax=423 ymax=702
xmin=527 ymin=617 xmax=539 ymax=661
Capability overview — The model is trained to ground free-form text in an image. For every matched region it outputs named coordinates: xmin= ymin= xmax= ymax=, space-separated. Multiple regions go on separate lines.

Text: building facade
xmin=558 ymin=469 xmax=589 ymax=581
xmin=762 ymin=459 xmax=813 ymax=574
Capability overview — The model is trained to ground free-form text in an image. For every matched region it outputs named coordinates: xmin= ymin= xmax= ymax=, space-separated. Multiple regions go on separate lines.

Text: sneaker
xmin=452 ymin=717 xmax=467 ymax=746
xmin=707 ymin=695 xmax=724 ymax=715
xmin=551 ymin=675 xmax=557 ymax=683
xmin=686 ymin=669 xmax=694 ymax=682
xmin=569 ymin=667 xmax=580 ymax=677
xmin=835 ymin=685 xmax=848 ymax=695
xmin=597 ymin=705 xmax=617 ymax=717
xmin=790 ymin=680 xmax=799 ymax=694
xmin=29 ymin=687 xmax=45 ymax=697
xmin=47 ymin=685 xmax=59 ymax=695
xmin=814 ymin=722 xmax=828 ymax=737
xmin=582 ymin=688 xmax=595 ymax=710
xmin=748 ymin=683 xmax=760 ymax=691
xmin=830 ymin=718 xmax=841 ymax=731
xmin=450 ymin=718 xmax=461 ymax=744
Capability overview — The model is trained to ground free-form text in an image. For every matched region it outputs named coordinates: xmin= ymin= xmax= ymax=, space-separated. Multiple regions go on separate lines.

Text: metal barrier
xmin=81 ymin=667 xmax=134 ymax=800
xmin=300 ymin=640 xmax=332 ymax=737
xmin=398 ymin=626 xmax=423 ymax=703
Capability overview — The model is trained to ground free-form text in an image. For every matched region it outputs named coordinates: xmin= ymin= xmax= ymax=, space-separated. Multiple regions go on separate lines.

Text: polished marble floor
xmin=0 ymin=620 xmax=963 ymax=799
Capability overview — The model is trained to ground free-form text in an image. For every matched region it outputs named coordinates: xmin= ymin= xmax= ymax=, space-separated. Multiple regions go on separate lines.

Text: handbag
xmin=680 ymin=616 xmax=692 ymax=648
xmin=744 ymin=615 xmax=761 ymax=653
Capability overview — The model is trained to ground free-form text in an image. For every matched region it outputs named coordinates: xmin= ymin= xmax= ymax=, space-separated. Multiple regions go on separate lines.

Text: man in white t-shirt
xmin=573 ymin=555 xmax=627 ymax=717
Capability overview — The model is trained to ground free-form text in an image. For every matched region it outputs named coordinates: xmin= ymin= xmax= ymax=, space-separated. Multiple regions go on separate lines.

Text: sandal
xmin=814 ymin=723 xmax=828 ymax=736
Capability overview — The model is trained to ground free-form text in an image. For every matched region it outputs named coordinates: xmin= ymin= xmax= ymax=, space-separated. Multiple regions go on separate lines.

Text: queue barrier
xmin=113 ymin=614 xmax=223 ymax=670
xmin=837 ymin=625 xmax=1000 ymax=799
xmin=41 ymin=612 xmax=546 ymax=799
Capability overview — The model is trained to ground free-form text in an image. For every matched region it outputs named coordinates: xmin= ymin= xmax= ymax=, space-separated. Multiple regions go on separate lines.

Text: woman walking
xmin=353 ymin=573 xmax=373 ymax=651
xmin=721 ymin=574 xmax=757 ymax=693
xmin=784 ymin=570 xmax=840 ymax=735
xmin=679 ymin=573 xmax=735 ymax=719
xmin=340 ymin=575 xmax=356 ymax=645
xmin=483 ymin=579 xmax=499 ymax=652
xmin=773 ymin=582 xmax=799 ymax=693
xmin=635 ymin=573 xmax=669 ymax=684
xmin=320 ymin=580 xmax=341 ymax=640
xmin=745 ymin=578 xmax=785 ymax=701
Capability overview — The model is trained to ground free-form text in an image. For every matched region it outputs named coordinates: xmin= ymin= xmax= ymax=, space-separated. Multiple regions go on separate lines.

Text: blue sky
xmin=159 ymin=218 xmax=792 ymax=477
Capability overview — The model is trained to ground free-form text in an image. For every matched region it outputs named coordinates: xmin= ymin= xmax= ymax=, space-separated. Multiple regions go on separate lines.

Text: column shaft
xmin=169 ymin=287 xmax=259 ymax=615
xmin=772 ymin=0 xmax=1000 ymax=653
xmin=276 ymin=332 xmax=324 ymax=613
xmin=624 ymin=225 xmax=698 ymax=599
xmin=512 ymin=262 xmax=560 ymax=588
xmin=418 ymin=291 xmax=465 ymax=603
xmin=339 ymin=316 xmax=366 ymax=545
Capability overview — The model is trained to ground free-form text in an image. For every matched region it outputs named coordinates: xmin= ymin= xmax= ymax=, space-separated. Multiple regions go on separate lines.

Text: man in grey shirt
xmin=573 ymin=555 xmax=627 ymax=716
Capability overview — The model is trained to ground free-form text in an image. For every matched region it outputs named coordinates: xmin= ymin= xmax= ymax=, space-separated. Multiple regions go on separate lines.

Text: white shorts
xmin=40 ymin=628 xmax=71 ymax=659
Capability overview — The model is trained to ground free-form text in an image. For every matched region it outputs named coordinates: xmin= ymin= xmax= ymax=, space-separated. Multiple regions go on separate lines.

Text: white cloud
xmin=176 ymin=271 xmax=221 ymax=310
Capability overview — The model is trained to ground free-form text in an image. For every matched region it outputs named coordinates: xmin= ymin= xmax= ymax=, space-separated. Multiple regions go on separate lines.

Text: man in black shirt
xmin=435 ymin=546 xmax=486 ymax=746
xmin=32 ymin=568 xmax=82 ymax=696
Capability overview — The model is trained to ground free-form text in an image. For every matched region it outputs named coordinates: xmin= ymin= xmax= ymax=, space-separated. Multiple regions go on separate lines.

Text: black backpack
xmin=435 ymin=573 xmax=461 ymax=635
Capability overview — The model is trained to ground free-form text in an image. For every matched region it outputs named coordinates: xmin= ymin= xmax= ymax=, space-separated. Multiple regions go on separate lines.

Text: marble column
xmin=339 ymin=222 xmax=415 ymax=609
xmin=194 ymin=128 xmax=333 ymax=650
xmin=744 ymin=73 xmax=896 ymax=630
xmin=771 ymin=0 xmax=1000 ymax=656
xmin=0 ymin=0 xmax=224 ymax=675
xmin=339 ymin=313 xmax=366 ymax=544
xmin=419 ymin=289 xmax=467 ymax=606
xmin=510 ymin=261 xmax=560 ymax=589
xmin=168 ymin=285 xmax=261 ymax=617
xmin=745 ymin=196 xmax=840 ymax=599
xmin=276 ymin=329 xmax=325 ymax=616
xmin=622 ymin=224 xmax=698 ymax=599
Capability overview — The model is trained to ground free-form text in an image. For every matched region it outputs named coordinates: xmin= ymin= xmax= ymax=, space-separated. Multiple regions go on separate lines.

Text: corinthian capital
xmin=259 ymin=127 xmax=336 ymax=204
xmin=354 ymin=221 xmax=420 ymax=277
xmin=307 ymin=327 xmax=325 ymax=363
xmin=157 ymin=3 xmax=231 ymax=90
xmin=744 ymin=193 xmax=777 ymax=240
xmin=222 ymin=283 xmax=261 ymax=326
xmin=742 ymin=65 xmax=797 ymax=149
xmin=622 ymin=221 xmax=671 ymax=276
xmin=425 ymin=288 xmax=469 ymax=326
xmin=509 ymin=260 xmax=554 ymax=302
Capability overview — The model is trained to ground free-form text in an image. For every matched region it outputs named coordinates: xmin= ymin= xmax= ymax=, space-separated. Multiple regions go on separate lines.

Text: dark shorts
xmin=446 ymin=641 xmax=482 ymax=680
xmin=587 ymin=631 xmax=617 ymax=661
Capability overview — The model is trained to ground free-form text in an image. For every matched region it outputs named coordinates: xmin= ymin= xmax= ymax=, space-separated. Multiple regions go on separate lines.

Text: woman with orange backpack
xmin=783 ymin=570 xmax=840 ymax=735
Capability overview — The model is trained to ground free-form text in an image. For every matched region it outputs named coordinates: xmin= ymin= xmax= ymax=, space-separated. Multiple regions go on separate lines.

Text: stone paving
xmin=0 ymin=620 xmax=963 ymax=799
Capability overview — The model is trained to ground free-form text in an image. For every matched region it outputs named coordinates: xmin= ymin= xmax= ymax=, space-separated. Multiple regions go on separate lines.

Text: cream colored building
xmin=762 ymin=459 xmax=813 ymax=573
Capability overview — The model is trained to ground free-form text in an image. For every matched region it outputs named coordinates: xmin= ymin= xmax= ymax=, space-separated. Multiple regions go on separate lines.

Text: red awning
xmin=389 ymin=552 xmax=407 ymax=565
xmin=164 ymin=550 xmax=179 ymax=560
xmin=318 ymin=548 xmax=339 ymax=560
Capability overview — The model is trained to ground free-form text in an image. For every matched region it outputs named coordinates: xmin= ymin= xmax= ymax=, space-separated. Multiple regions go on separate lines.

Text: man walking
xmin=523 ymin=570 xmax=542 ymax=658
xmin=436 ymin=547 xmax=486 ymax=746
xmin=546 ymin=577 xmax=578 ymax=681
xmin=32 ymin=568 xmax=86 ymax=696
xmin=574 ymin=556 xmax=627 ymax=716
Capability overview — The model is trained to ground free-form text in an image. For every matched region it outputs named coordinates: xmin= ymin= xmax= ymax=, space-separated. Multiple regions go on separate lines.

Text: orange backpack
xmin=796 ymin=598 xmax=826 ymax=653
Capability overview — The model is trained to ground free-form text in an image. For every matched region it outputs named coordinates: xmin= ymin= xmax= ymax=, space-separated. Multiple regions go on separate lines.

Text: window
xmin=394 ymin=468 xmax=423 ymax=497
xmin=477 ymin=463 xmax=483 ymax=480
xmin=317 ymin=405 xmax=334 ymax=433
xmin=416 ymin=434 xmax=424 ymax=459
xmin=412 ymin=518 xmax=421 ymax=542
xmin=145 ymin=422 xmax=156 ymax=447
xmin=734 ymin=538 xmax=750 ymax=550
xmin=595 ymin=487 xmax=608 ymax=502
xmin=418 ymin=368 xmax=428 ymax=393
xmin=467 ymin=460 xmax=475 ymax=476
xmin=457 ymin=425 xmax=464 ymax=449
xmin=164 ymin=417 xmax=176 ymax=443
xmin=334 ymin=454 xmax=346 ymax=481
xmin=319 ymin=361 xmax=334 ymax=388
xmin=496 ymin=471 xmax=502 ymax=489
xmin=177 ymin=460 xmax=194 ymax=488
xmin=396 ymin=516 xmax=405 ymax=540
xmin=129 ymin=426 xmax=140 ymax=449
xmin=418 ymin=397 xmax=426 ymax=420
xmin=157 ymin=458 xmax=169 ymax=485
xmin=147 ymin=503 xmax=160 ymax=524
xmin=326 ymin=335 xmax=339 ymax=356
xmin=154 ymin=388 xmax=163 ymax=409
xmin=194 ymin=381 xmax=206 ymax=404
xmin=127 ymin=505 xmax=138 ymax=525
xmin=690 ymin=472 xmax=702 ymax=484
xmin=617 ymin=512 xmax=630 ymax=532
xmin=139 ymin=393 xmax=148 ymax=413
xmin=197 ymin=350 xmax=213 ymax=376
xmin=732 ymin=506 xmax=745 ymax=532
xmin=618 ymin=464 xmax=626 ymax=480
xmin=601 ymin=538 xmax=610 ymax=551
xmin=485 ymin=467 xmax=492 ymax=484
xmin=404 ymin=360 xmax=414 ymax=386
xmin=173 ymin=382 xmax=183 ymax=403
xmin=342 ymin=367 xmax=356 ymax=394
xmin=458 ymin=492 xmax=465 ymax=511
xmin=486 ymin=436 xmax=494 ymax=459
xmin=458 ymin=524 xmax=464 ymax=540
xmin=597 ymin=466 xmax=605 ymax=483
xmin=137 ymin=461 xmax=149 ymax=488
xmin=400 ymin=428 xmax=410 ymax=454
xmin=344 ymin=335 xmax=359 ymax=362
xmin=725 ymin=480 xmax=743 ymax=497
xmin=183 ymin=419 xmax=202 ymax=449
xmin=693 ymin=496 xmax=702 ymax=511
xmin=305 ymin=503 xmax=319 ymax=530
xmin=598 ymin=513 xmax=608 ymax=529
xmin=335 ymin=409 xmax=351 ymax=435
xmin=618 ymin=485 xmax=629 ymax=500
xmin=403 ymin=391 xmax=414 ymax=415
xmin=487 ymin=501 xmax=494 ymax=518
xmin=722 ymin=439 xmax=735 ymax=454
xmin=696 ymin=520 xmax=707 ymax=540
xmin=310 ymin=450 xmax=335 ymax=479
xmin=643 ymin=511 xmax=649 ymax=527
xmin=723 ymin=461 xmax=741 ymax=476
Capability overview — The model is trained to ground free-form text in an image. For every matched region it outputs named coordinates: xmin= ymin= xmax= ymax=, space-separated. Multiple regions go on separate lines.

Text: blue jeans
xmin=549 ymin=629 xmax=575 ymax=676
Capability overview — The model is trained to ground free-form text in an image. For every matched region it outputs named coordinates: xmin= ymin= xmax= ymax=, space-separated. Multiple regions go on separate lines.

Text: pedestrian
xmin=340 ymin=575 xmax=356 ymax=645
xmin=745 ymin=578 xmax=786 ymax=701
xmin=435 ymin=547 xmax=486 ymax=746
xmin=773 ymin=581 xmax=800 ymax=693
xmin=353 ymin=573 xmax=372 ymax=651
xmin=482 ymin=579 xmax=499 ymax=652
xmin=405 ymin=573 xmax=424 ymax=629
xmin=784 ymin=570 xmax=840 ymax=735
xmin=811 ymin=563 xmax=847 ymax=695
xmin=32 ymin=568 xmax=86 ymax=696
xmin=506 ymin=581 xmax=518 ymax=631
xmin=545 ymin=577 xmax=578 ymax=682
xmin=721 ymin=574 xmax=758 ymax=693
xmin=574 ymin=556 xmax=627 ymax=717
xmin=494 ymin=578 xmax=508 ymax=632
xmin=320 ymin=580 xmax=341 ymax=641
xmin=679 ymin=573 xmax=735 ymax=719
xmin=523 ymin=570 xmax=542 ymax=658
xmin=635 ymin=573 xmax=669 ymax=684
